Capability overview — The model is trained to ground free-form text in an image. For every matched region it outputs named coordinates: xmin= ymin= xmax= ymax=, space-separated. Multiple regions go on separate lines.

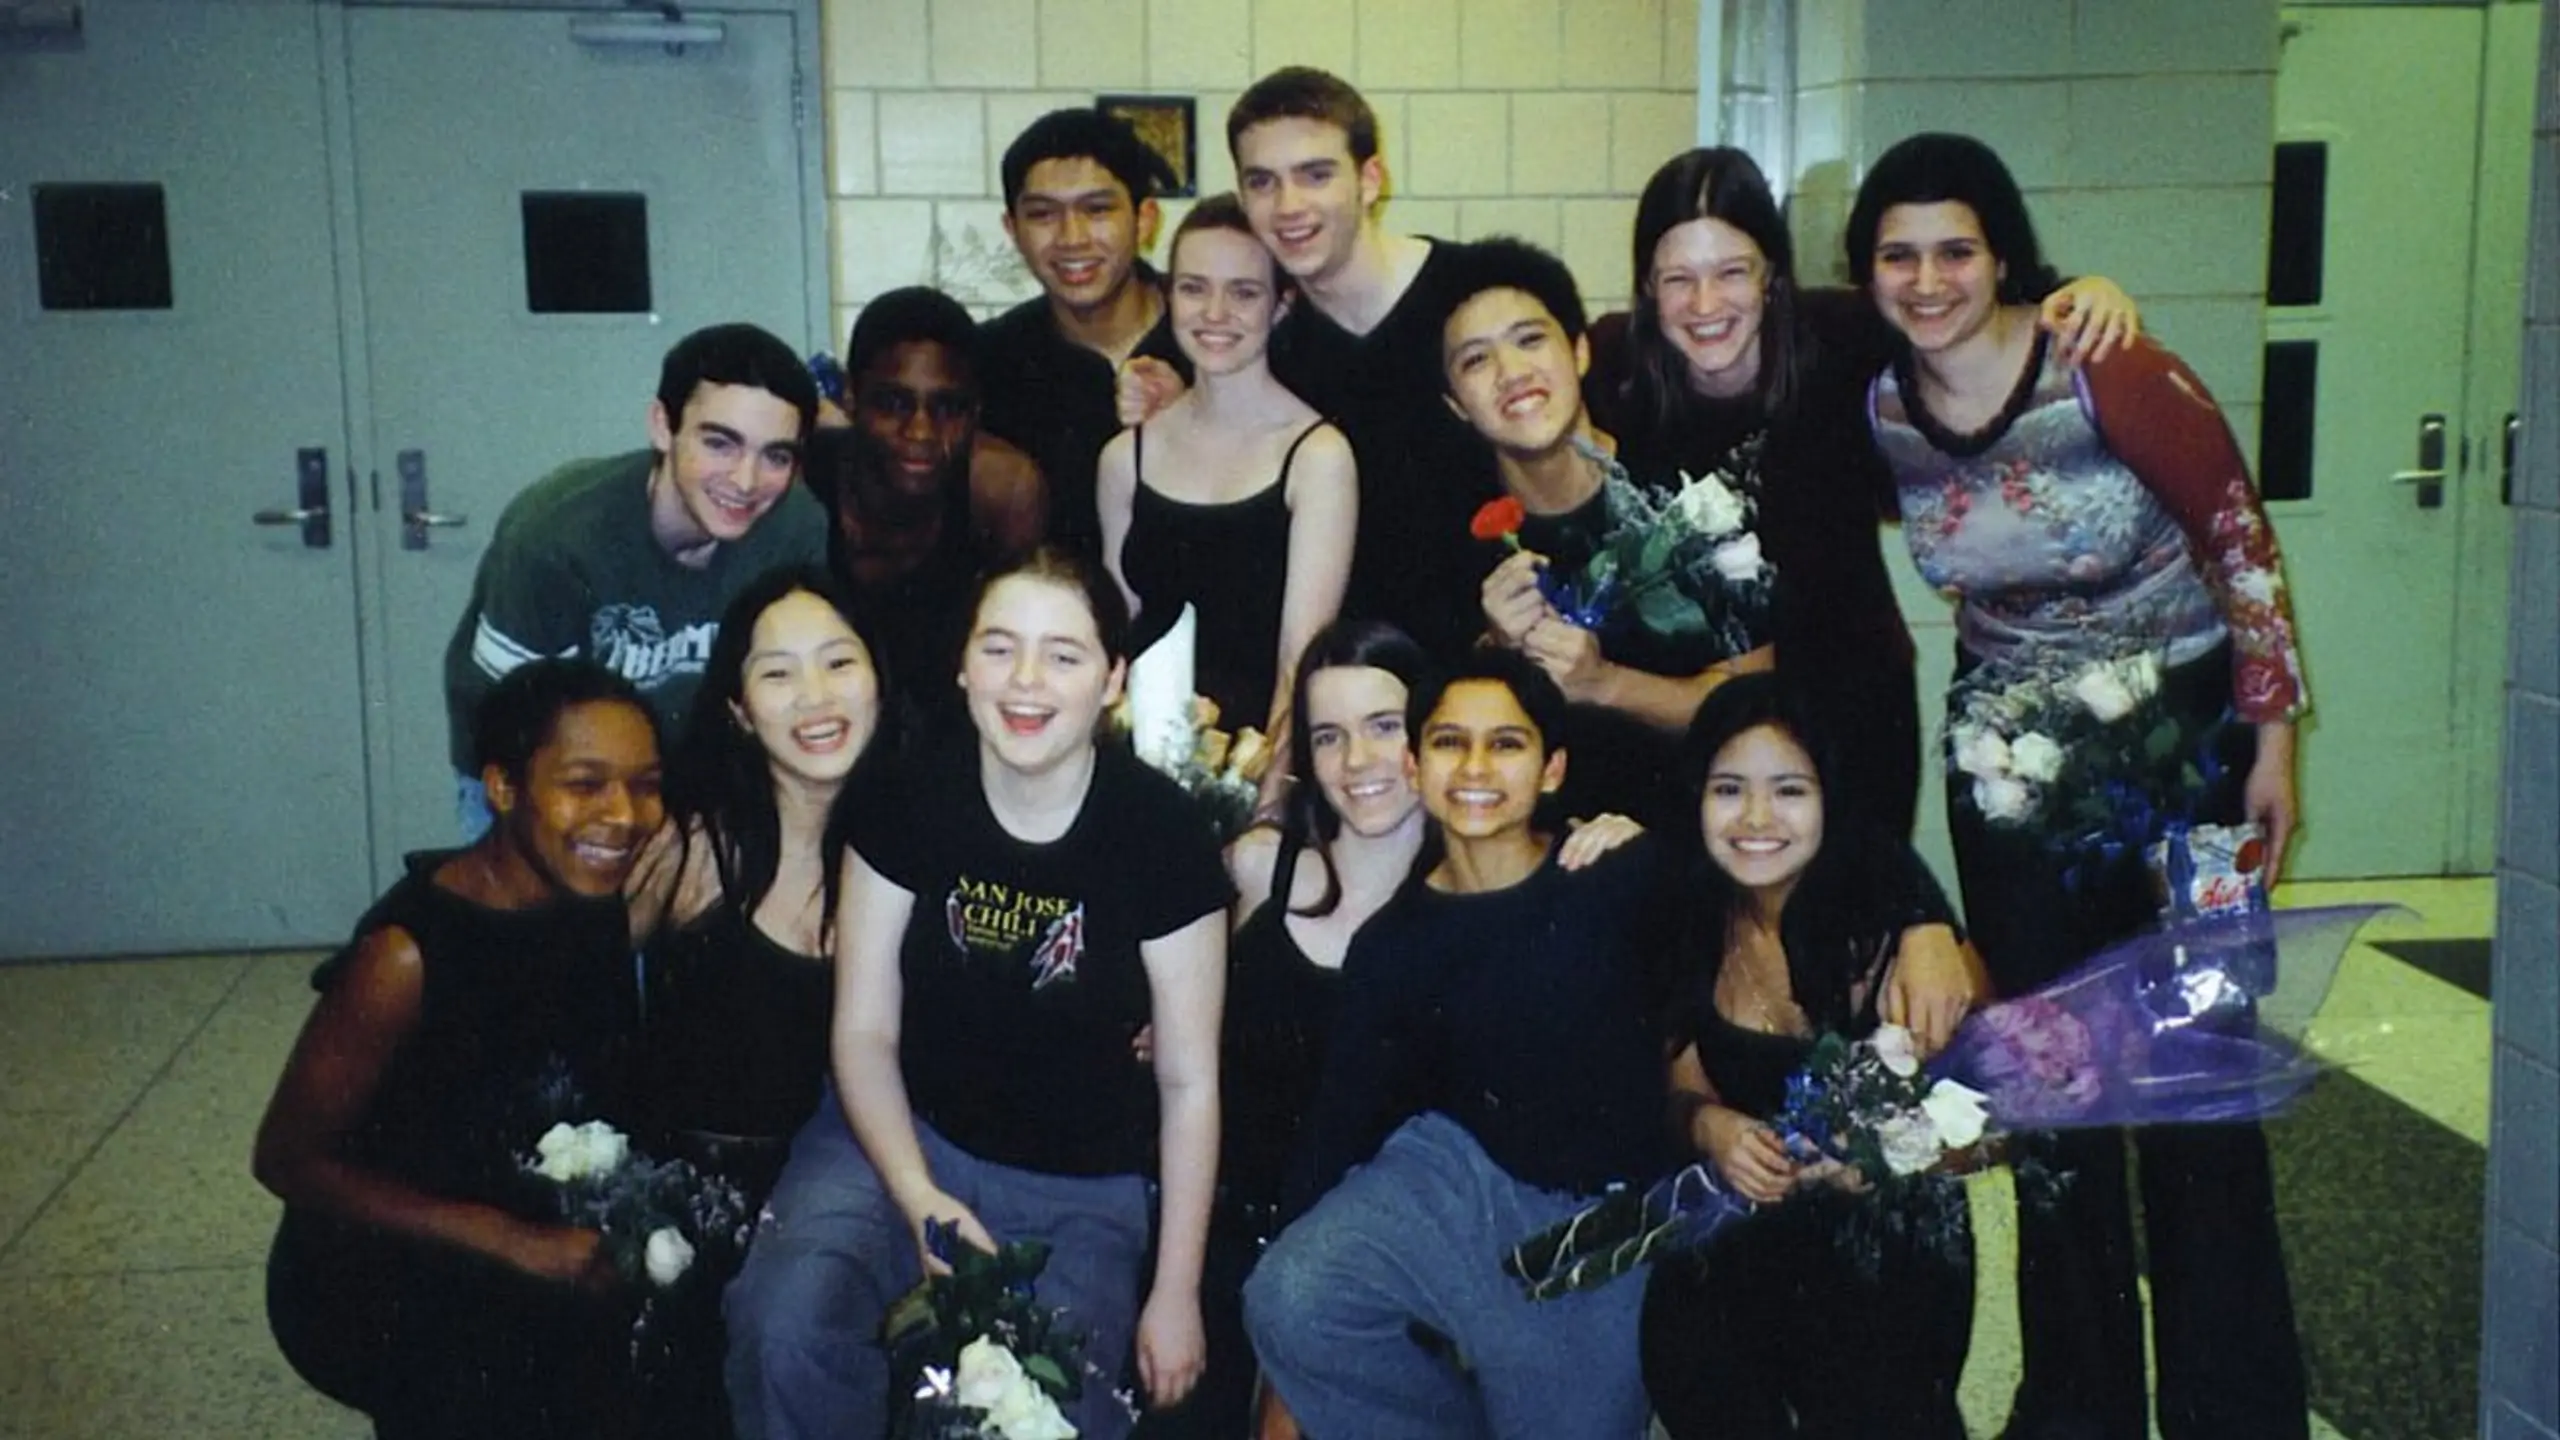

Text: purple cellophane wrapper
xmin=1932 ymin=903 xmax=2392 ymax=1129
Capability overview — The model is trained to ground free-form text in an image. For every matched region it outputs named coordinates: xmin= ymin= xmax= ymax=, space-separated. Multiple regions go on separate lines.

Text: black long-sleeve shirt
xmin=1287 ymin=837 xmax=1676 ymax=1218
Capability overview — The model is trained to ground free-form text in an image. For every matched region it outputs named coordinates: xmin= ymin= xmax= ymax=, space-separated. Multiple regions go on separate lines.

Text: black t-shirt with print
xmin=849 ymin=735 xmax=1234 ymax=1177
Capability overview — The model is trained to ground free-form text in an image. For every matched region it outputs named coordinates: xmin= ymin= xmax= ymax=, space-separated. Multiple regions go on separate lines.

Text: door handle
xmin=251 ymin=448 xmax=332 ymax=548
xmin=2393 ymin=414 xmax=2446 ymax=510
xmin=2503 ymin=412 xmax=2520 ymax=506
xmin=398 ymin=449 xmax=470 ymax=550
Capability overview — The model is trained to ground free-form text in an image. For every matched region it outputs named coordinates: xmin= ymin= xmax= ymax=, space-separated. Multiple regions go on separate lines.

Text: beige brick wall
xmin=818 ymin=0 xmax=1703 ymax=349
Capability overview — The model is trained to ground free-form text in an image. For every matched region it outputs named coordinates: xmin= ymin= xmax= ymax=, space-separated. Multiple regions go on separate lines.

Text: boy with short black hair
xmin=441 ymin=321 xmax=824 ymax=835
xmin=978 ymin=108 xmax=1192 ymax=559
xmin=808 ymin=286 xmax=1047 ymax=710
xmin=1243 ymin=646 xmax=1663 ymax=1439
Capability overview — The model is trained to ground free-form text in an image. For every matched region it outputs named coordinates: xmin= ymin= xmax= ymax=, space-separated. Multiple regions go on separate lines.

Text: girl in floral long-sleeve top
xmin=1849 ymin=133 xmax=2312 ymax=1440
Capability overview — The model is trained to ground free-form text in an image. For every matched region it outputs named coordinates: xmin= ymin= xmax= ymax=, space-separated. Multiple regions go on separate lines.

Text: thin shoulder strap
xmin=1132 ymin=423 xmax=1148 ymax=487
xmin=1274 ymin=418 xmax=1334 ymax=483
xmin=1269 ymin=828 xmax=1308 ymax=904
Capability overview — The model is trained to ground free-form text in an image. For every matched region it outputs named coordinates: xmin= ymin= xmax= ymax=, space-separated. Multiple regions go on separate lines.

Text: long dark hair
xmin=1269 ymin=619 xmax=1435 ymax=917
xmin=1844 ymin=132 xmax=2060 ymax=305
xmin=666 ymin=565 xmax=887 ymax=930
xmin=1674 ymin=672 xmax=1910 ymax=1033
xmin=1624 ymin=147 xmax=1808 ymax=432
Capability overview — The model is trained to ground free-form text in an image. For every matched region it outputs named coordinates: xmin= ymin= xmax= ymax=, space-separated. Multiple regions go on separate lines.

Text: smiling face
xmin=1441 ymin=286 xmax=1590 ymax=458
xmin=959 ymin=573 xmax=1126 ymax=778
xmin=850 ymin=340 xmax=974 ymax=505
xmin=1303 ymin=664 xmax=1418 ymax=838
xmin=487 ymin=698 xmax=665 ymax=898
xmin=1869 ymin=200 xmax=2006 ymax=356
xmin=1168 ymin=225 xmax=1286 ymax=377
xmin=1700 ymin=722 xmax=1825 ymax=904
xmin=1416 ymin=679 xmax=1566 ymax=843
xmin=1234 ymin=116 xmax=1381 ymax=287
xmin=731 ymin=589 xmax=881 ymax=791
xmin=1647 ymin=216 xmax=1769 ymax=398
xmin=646 ymin=382 xmax=806 ymax=551
xmin=1004 ymin=156 xmax=1157 ymax=314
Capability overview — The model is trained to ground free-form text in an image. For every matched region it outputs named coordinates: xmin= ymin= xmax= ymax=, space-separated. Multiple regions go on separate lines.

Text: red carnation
xmin=1471 ymin=496 xmax=1527 ymax=543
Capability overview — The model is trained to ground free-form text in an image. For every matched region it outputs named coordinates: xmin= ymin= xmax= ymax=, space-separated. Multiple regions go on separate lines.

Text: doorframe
xmin=319 ymin=0 xmax=830 ymax=887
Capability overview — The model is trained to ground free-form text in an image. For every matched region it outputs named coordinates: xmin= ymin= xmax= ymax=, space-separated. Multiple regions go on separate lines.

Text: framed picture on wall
xmin=1097 ymin=94 xmax=1197 ymax=198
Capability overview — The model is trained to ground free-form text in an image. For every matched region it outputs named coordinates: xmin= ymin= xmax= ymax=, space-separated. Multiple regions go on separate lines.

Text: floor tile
xmin=1 ymin=957 xmax=321 ymax=1276
xmin=0 ymin=956 xmax=249 ymax=1128
xmin=0 ymin=1264 xmax=367 ymax=1440
xmin=0 ymin=1122 xmax=101 ymax=1262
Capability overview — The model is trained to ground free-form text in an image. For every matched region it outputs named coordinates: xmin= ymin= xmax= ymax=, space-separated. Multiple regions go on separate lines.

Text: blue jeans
xmin=723 ymin=1092 xmax=1154 ymax=1440
xmin=455 ymin=772 xmax=492 ymax=843
xmin=1243 ymin=1112 xmax=1650 ymax=1440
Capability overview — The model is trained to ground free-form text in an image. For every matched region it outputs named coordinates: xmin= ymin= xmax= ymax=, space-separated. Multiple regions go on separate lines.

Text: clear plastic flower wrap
xmin=1504 ymin=904 xmax=2392 ymax=1299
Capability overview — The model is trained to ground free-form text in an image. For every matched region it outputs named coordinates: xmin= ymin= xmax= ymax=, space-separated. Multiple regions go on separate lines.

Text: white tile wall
xmin=1409 ymin=92 xmax=1515 ymax=197
xmin=1253 ymin=0 xmax=1357 ymax=80
xmin=830 ymin=90 xmax=881 ymax=195
xmin=1038 ymin=0 xmax=1146 ymax=90
xmin=828 ymin=0 xmax=928 ymax=85
xmin=1563 ymin=0 xmax=1668 ymax=90
xmin=1512 ymin=92 xmax=1614 ymax=195
xmin=2035 ymin=185 xmax=2272 ymax=300
xmin=1458 ymin=196 xmax=1563 ymax=250
xmin=1862 ymin=0 xmax=2073 ymax=81
xmin=1461 ymin=0 xmax=1562 ymax=90
xmin=1613 ymin=92 xmax=1701 ymax=192
xmin=1149 ymin=0 xmax=1254 ymax=90
xmin=2072 ymin=0 xmax=2277 ymax=75
xmin=930 ymin=0 xmax=1040 ymax=86
xmin=880 ymin=91 xmax=989 ymax=194
xmin=821 ymin=1 xmax=1717 ymax=332
xmin=1357 ymin=0 xmax=1461 ymax=89
xmin=1855 ymin=79 xmax=2072 ymax=189
xmin=2068 ymin=75 xmax=2274 ymax=187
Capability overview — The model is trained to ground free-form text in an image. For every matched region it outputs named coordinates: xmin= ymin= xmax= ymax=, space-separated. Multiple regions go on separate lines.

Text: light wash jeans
xmin=1243 ymin=1111 xmax=1651 ymax=1440
xmin=455 ymin=772 xmax=493 ymax=843
xmin=724 ymin=1091 xmax=1154 ymax=1440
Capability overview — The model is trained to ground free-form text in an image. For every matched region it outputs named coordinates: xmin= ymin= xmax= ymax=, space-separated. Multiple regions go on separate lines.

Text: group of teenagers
xmin=251 ymin=62 xmax=2315 ymax=1440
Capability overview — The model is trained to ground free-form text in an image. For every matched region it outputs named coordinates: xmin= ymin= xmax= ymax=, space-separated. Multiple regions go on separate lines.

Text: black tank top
xmin=640 ymin=900 xmax=834 ymax=1143
xmin=1221 ymin=833 xmax=1344 ymax=1208
xmin=1119 ymin=420 xmax=1332 ymax=729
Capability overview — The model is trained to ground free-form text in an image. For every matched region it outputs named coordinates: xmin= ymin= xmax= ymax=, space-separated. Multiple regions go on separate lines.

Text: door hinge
xmin=791 ymin=65 xmax=806 ymax=130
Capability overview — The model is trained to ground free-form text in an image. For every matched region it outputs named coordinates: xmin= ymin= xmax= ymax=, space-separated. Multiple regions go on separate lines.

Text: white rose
xmin=1876 ymin=1111 xmax=1944 ymax=1177
xmin=2117 ymin=653 xmax=2162 ymax=702
xmin=532 ymin=1119 xmax=628 ymax=1182
xmin=955 ymin=1336 xmax=1028 ymax=1413
xmin=1869 ymin=1024 xmax=1920 ymax=1078
xmin=1974 ymin=774 xmax=2035 ymax=824
xmin=986 ymin=1382 xmax=1078 ymax=1440
xmin=643 ymin=1226 xmax=695 ymax=1286
xmin=2006 ymin=732 xmax=2066 ymax=784
xmin=1921 ymin=1080 xmax=1992 ymax=1150
xmin=1708 ymin=532 xmax=1764 ymax=582
xmin=2070 ymin=661 xmax=2139 ymax=722
xmin=1951 ymin=724 xmax=2012 ymax=781
xmin=1672 ymin=472 xmax=1747 ymax=536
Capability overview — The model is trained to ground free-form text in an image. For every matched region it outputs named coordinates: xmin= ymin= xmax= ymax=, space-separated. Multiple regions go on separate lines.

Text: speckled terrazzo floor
xmin=0 ymin=878 xmax=2493 ymax=1439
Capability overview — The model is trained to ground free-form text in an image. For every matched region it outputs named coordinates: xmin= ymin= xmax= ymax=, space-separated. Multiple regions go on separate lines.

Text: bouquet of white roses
xmin=524 ymin=1118 xmax=753 ymax=1292
xmin=892 ymin=1220 xmax=1111 ymax=1440
xmin=1946 ymin=645 xmax=2243 ymax=866
xmin=1470 ymin=440 xmax=1774 ymax=656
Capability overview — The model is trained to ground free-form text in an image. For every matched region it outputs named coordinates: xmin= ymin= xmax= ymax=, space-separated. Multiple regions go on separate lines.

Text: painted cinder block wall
xmin=2482 ymin=4 xmax=2560 ymax=1434
xmin=816 ymin=0 xmax=1703 ymax=349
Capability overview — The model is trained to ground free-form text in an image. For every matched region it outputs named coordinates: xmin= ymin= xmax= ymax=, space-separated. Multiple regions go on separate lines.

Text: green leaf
xmin=1632 ymin=583 xmax=1707 ymax=638
xmin=2144 ymin=719 xmax=2181 ymax=763
xmin=1022 ymin=1353 xmax=1073 ymax=1396
xmin=1638 ymin=522 xmax=1679 ymax=574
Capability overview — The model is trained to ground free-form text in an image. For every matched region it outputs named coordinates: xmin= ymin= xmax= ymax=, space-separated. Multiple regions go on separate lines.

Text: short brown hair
xmin=1226 ymin=66 xmax=1379 ymax=165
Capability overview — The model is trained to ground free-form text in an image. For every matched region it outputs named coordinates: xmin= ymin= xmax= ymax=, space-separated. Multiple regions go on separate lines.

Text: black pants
xmin=1642 ymin=1190 xmax=1974 ymax=1439
xmin=1947 ymin=643 xmax=2307 ymax=1440
xmin=267 ymin=1210 xmax=641 ymax=1440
